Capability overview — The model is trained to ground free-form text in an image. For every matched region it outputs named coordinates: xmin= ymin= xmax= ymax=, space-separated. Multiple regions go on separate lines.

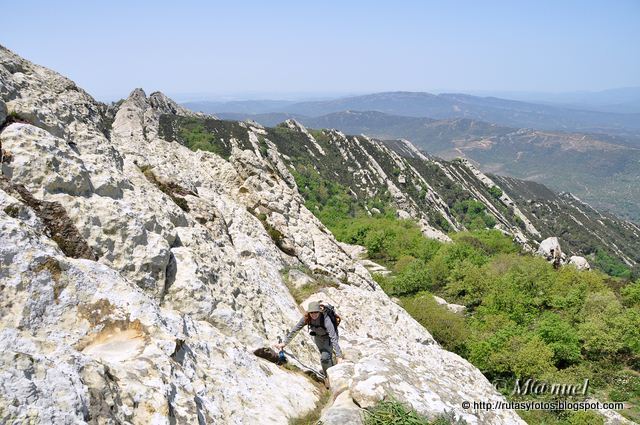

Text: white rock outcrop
xmin=536 ymin=238 xmax=593 ymax=272
xmin=0 ymin=45 xmax=525 ymax=424
xmin=434 ymin=295 xmax=467 ymax=314
xmin=569 ymin=255 xmax=591 ymax=271
xmin=537 ymin=236 xmax=565 ymax=266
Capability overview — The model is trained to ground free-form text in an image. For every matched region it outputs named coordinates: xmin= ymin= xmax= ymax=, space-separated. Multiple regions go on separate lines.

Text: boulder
xmin=537 ymin=236 xmax=565 ymax=267
xmin=569 ymin=255 xmax=591 ymax=271
xmin=320 ymin=390 xmax=364 ymax=425
xmin=433 ymin=295 xmax=467 ymax=314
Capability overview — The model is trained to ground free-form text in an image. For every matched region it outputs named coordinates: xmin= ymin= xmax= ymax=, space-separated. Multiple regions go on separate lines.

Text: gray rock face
xmin=0 ymin=99 xmax=6 ymax=126
xmin=0 ymin=45 xmax=525 ymax=424
xmin=287 ymin=268 xmax=315 ymax=289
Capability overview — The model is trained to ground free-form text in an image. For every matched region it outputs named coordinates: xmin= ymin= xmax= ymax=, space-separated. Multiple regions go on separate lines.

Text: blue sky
xmin=2 ymin=0 xmax=639 ymax=101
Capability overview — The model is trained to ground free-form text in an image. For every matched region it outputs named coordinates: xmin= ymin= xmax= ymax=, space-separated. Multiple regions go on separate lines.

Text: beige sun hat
xmin=306 ymin=301 xmax=322 ymax=313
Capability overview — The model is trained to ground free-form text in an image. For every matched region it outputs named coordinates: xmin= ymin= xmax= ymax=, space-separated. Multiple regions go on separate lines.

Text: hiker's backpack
xmin=307 ymin=303 xmax=341 ymax=336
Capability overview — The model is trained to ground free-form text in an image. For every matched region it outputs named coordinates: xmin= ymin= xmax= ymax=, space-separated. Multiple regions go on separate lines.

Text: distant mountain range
xmin=184 ymin=91 xmax=640 ymax=134
xmin=477 ymin=87 xmax=640 ymax=114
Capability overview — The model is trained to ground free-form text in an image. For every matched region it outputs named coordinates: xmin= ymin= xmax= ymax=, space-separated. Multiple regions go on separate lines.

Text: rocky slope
xmin=0 ymin=46 xmax=529 ymax=424
xmin=159 ymin=110 xmax=640 ymax=275
xmin=216 ymin=109 xmax=640 ymax=222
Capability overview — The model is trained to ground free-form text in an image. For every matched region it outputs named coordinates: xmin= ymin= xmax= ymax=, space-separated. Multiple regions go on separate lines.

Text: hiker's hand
xmin=275 ymin=343 xmax=285 ymax=350
xmin=336 ymin=356 xmax=343 ymax=364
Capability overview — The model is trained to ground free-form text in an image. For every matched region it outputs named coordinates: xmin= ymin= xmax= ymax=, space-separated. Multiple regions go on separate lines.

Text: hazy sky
xmin=2 ymin=0 xmax=639 ymax=101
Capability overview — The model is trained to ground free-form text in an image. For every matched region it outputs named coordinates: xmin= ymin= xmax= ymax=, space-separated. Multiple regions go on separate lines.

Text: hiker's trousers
xmin=313 ymin=334 xmax=334 ymax=374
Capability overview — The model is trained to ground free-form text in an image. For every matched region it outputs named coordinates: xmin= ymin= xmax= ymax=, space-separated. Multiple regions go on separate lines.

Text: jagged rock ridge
xmin=159 ymin=111 xmax=640 ymax=273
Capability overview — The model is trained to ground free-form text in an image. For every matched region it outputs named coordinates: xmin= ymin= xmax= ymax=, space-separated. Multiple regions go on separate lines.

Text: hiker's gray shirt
xmin=283 ymin=314 xmax=343 ymax=357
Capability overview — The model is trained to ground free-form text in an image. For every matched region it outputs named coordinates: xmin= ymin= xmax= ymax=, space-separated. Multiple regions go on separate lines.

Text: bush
xmin=452 ymin=200 xmax=497 ymax=230
xmin=401 ymin=293 xmax=469 ymax=354
xmin=621 ymin=280 xmax=640 ymax=307
xmin=388 ymin=260 xmax=432 ymax=295
xmin=608 ymin=370 xmax=640 ymax=402
xmin=535 ymin=313 xmax=582 ymax=367
xmin=593 ymin=249 xmax=632 ymax=279
xmin=334 ymin=215 xmax=442 ymax=266
xmin=488 ymin=186 xmax=503 ymax=199
xmin=467 ymin=323 xmax=555 ymax=378
xmin=363 ymin=399 xmax=435 ymax=425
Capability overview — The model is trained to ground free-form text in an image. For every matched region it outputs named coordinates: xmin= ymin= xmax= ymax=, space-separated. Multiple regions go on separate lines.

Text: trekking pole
xmin=281 ymin=349 xmax=325 ymax=380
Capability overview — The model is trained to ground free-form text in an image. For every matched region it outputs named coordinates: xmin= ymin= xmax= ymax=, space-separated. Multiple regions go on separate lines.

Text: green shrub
xmin=362 ymin=399 xmax=430 ymax=425
xmin=621 ymin=280 xmax=640 ymax=307
xmin=593 ymin=249 xmax=632 ymax=279
xmin=608 ymin=370 xmax=640 ymax=402
xmin=467 ymin=323 xmax=555 ymax=378
xmin=488 ymin=186 xmax=503 ymax=199
xmin=535 ymin=313 xmax=582 ymax=367
xmin=401 ymin=293 xmax=469 ymax=354
xmin=388 ymin=260 xmax=432 ymax=295
xmin=565 ymin=411 xmax=604 ymax=425
xmin=452 ymin=200 xmax=496 ymax=230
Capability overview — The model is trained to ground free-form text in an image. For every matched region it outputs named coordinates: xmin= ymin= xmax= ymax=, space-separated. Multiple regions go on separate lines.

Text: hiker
xmin=275 ymin=301 xmax=343 ymax=385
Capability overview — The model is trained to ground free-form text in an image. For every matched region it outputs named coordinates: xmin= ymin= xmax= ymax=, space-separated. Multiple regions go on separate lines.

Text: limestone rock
xmin=568 ymin=255 xmax=591 ymax=271
xmin=1 ymin=123 xmax=94 ymax=197
xmin=305 ymin=289 xmax=525 ymax=424
xmin=361 ymin=259 xmax=392 ymax=276
xmin=537 ymin=236 xmax=565 ymax=266
xmin=287 ymin=268 xmax=315 ymax=289
xmin=433 ymin=295 xmax=467 ymax=314
xmin=338 ymin=242 xmax=367 ymax=260
xmin=0 ymin=45 xmax=528 ymax=425
xmin=397 ymin=209 xmax=411 ymax=220
xmin=320 ymin=390 xmax=364 ymax=425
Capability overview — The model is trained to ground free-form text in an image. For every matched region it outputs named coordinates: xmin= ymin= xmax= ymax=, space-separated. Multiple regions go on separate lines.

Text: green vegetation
xmin=452 ymin=199 xmax=497 ymax=230
xmin=517 ymin=410 xmax=604 ymax=425
xmin=363 ymin=399 xmax=466 ymax=425
xmin=291 ymin=164 xmax=360 ymax=230
xmin=400 ymin=294 xmax=469 ymax=353
xmin=593 ymin=249 xmax=632 ymax=279
xmin=173 ymin=117 xmax=231 ymax=159
xmin=299 ymin=192 xmax=638 ymax=422
xmin=488 ymin=185 xmax=503 ymax=199
xmin=158 ymin=115 xmax=255 ymax=160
